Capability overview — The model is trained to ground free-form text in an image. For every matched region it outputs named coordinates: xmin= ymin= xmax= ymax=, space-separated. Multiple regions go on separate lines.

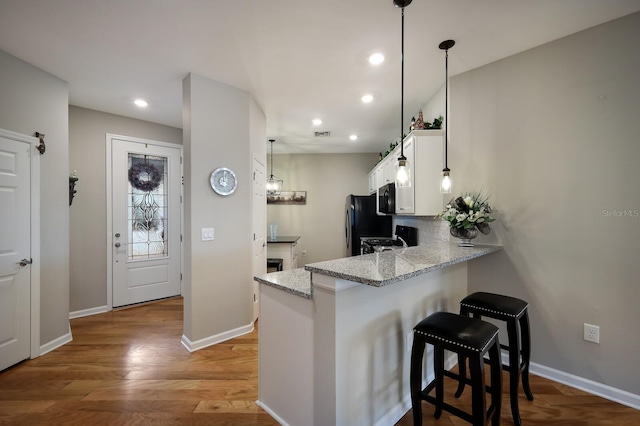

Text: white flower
xmin=438 ymin=191 xmax=495 ymax=234
xmin=464 ymin=196 xmax=474 ymax=208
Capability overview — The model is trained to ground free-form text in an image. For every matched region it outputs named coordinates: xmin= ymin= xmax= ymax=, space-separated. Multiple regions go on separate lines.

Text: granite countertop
xmin=305 ymin=241 xmax=500 ymax=287
xmin=254 ymin=268 xmax=312 ymax=299
xmin=255 ymin=241 xmax=501 ymax=298
xmin=266 ymin=236 xmax=300 ymax=243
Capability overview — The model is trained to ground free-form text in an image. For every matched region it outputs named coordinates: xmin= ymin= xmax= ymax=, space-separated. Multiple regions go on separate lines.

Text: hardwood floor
xmin=1 ymin=298 xmax=638 ymax=425
xmin=0 ymin=298 xmax=277 ymax=425
xmin=395 ymin=368 xmax=640 ymax=426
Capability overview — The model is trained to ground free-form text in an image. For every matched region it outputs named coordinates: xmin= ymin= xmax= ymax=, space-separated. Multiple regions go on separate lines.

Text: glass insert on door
xmin=127 ymin=154 xmax=168 ymax=260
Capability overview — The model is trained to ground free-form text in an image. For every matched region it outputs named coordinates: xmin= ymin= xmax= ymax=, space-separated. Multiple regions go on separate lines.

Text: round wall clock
xmin=210 ymin=167 xmax=238 ymax=196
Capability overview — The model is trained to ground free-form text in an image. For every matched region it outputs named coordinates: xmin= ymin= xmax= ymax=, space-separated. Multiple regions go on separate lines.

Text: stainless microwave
xmin=378 ymin=182 xmax=395 ymax=215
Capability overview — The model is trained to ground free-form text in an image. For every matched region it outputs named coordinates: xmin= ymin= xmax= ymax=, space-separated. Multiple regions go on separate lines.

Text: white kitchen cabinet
xmin=267 ymin=236 xmax=300 ymax=270
xmin=382 ymin=157 xmax=396 ymax=186
xmin=368 ymin=165 xmax=380 ymax=194
xmin=371 ymin=130 xmax=445 ymax=216
xmin=375 ymin=165 xmax=385 ymax=190
xmin=395 ymin=137 xmax=415 ymax=214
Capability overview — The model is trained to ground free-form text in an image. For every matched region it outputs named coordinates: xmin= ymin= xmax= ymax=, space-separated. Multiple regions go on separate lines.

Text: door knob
xmin=19 ymin=258 xmax=33 ymax=267
xmin=115 ymin=243 xmax=121 ymax=248
xmin=115 ymin=233 xmax=121 ymax=238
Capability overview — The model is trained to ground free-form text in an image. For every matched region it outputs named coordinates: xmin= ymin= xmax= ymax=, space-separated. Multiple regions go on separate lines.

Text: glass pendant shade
xmin=266 ymin=176 xmax=283 ymax=196
xmin=266 ymin=139 xmax=283 ymax=196
xmin=440 ymin=169 xmax=452 ymax=193
xmin=440 ymin=39 xmax=455 ymax=194
xmin=394 ymin=1 xmax=413 ymax=190
xmin=396 ymin=157 xmax=412 ymax=188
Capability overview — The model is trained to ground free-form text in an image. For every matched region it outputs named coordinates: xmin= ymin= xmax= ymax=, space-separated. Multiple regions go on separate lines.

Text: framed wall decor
xmin=267 ymin=191 xmax=306 ymax=205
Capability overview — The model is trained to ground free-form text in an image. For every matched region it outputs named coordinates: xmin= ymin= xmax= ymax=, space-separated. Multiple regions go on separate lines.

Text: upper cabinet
xmin=368 ymin=165 xmax=379 ymax=194
xmin=370 ymin=130 xmax=445 ymax=216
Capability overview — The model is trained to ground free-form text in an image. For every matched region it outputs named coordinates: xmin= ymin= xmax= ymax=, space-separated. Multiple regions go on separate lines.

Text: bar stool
xmin=410 ymin=312 xmax=502 ymax=426
xmin=457 ymin=292 xmax=534 ymax=426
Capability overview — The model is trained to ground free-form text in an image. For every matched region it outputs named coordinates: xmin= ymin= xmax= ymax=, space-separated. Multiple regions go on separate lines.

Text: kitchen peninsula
xmin=254 ymin=241 xmax=501 ymax=426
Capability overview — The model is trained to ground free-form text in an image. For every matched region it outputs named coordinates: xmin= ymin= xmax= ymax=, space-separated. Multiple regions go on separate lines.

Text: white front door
xmin=109 ymin=135 xmax=182 ymax=308
xmin=252 ymin=156 xmax=266 ymax=321
xmin=0 ymin=131 xmax=32 ymax=371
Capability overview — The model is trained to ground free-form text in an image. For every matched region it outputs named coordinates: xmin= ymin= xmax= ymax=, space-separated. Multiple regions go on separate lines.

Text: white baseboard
xmin=69 ymin=305 xmax=110 ymax=319
xmin=374 ymin=354 xmax=458 ymax=426
xmin=375 ymin=353 xmax=640 ymax=426
xmin=181 ymin=322 xmax=255 ymax=352
xmin=39 ymin=324 xmax=73 ymax=356
xmin=530 ymin=362 xmax=640 ymax=410
xmin=375 ymin=395 xmax=413 ymax=426
xmin=256 ymin=400 xmax=289 ymax=426
xmin=497 ymin=350 xmax=640 ymax=411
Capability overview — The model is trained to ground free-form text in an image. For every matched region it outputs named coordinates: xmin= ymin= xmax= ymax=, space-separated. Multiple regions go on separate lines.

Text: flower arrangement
xmin=440 ymin=192 xmax=495 ymax=236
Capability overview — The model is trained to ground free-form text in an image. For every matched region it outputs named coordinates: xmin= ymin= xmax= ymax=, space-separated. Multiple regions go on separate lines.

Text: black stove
xmin=360 ymin=237 xmax=404 ymax=254
xmin=360 ymin=225 xmax=418 ymax=254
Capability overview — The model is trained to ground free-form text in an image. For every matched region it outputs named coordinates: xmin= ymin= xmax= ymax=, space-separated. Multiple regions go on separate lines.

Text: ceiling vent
xmin=314 ymin=131 xmax=331 ymax=137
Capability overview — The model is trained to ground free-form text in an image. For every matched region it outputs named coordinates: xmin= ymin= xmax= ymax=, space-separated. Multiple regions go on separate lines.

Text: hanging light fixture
xmin=439 ymin=39 xmax=455 ymax=194
xmin=266 ymin=139 xmax=283 ymax=196
xmin=394 ymin=0 xmax=412 ymax=188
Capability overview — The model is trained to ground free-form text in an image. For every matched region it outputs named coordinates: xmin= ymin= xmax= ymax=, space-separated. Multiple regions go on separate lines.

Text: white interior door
xmin=0 ymin=131 xmax=32 ymax=371
xmin=252 ymin=156 xmax=266 ymax=321
xmin=110 ymin=136 xmax=182 ymax=308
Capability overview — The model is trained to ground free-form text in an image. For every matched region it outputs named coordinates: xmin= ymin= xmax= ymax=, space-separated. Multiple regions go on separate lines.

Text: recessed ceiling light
xmin=312 ymin=119 xmax=322 ymax=126
xmin=361 ymin=94 xmax=373 ymax=103
xmin=369 ymin=53 xmax=384 ymax=65
xmin=349 ymin=134 xmax=358 ymax=141
xmin=134 ymin=99 xmax=148 ymax=108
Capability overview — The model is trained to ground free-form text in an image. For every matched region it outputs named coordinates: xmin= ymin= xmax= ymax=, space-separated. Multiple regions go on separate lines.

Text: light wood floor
xmin=1 ymin=298 xmax=638 ymax=425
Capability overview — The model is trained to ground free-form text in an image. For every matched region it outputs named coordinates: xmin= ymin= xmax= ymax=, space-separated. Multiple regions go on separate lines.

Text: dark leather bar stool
xmin=410 ymin=311 xmax=502 ymax=426
xmin=457 ymin=292 xmax=534 ymax=426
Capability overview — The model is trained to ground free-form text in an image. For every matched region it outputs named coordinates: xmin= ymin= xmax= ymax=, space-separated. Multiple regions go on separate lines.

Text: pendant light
xmin=439 ymin=39 xmax=455 ymax=194
xmin=394 ymin=0 xmax=412 ymax=188
xmin=266 ymin=139 xmax=283 ymax=196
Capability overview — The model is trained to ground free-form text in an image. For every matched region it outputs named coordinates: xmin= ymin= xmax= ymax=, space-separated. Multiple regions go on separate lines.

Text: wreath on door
xmin=128 ymin=163 xmax=162 ymax=192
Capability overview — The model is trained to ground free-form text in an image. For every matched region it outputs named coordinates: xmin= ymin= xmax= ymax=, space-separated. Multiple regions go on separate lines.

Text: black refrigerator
xmin=344 ymin=194 xmax=392 ymax=257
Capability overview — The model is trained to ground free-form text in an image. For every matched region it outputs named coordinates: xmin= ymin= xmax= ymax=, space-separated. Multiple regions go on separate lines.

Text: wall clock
xmin=210 ymin=167 xmax=238 ymax=196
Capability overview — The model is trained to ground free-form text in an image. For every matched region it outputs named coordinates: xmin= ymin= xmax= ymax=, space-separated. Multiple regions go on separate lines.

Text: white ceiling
xmin=1 ymin=0 xmax=639 ymax=154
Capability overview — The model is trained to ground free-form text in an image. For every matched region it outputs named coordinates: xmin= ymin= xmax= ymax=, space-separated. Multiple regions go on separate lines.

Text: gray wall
xmin=0 ymin=50 xmax=70 ymax=346
xmin=183 ymin=73 xmax=265 ymax=342
xmin=415 ymin=13 xmax=640 ymax=395
xmin=68 ymin=106 xmax=182 ymax=313
xmin=267 ymin=153 xmax=378 ymax=265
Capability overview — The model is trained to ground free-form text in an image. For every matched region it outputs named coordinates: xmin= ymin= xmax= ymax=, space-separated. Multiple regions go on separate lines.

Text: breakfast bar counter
xmin=255 ymin=241 xmax=501 ymax=426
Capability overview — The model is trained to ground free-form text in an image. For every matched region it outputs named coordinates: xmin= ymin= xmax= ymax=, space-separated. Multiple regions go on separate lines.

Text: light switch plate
xmin=201 ymin=228 xmax=214 ymax=241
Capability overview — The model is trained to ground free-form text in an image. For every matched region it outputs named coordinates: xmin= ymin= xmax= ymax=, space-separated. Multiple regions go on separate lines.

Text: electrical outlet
xmin=302 ymin=249 xmax=307 ymax=256
xmin=584 ymin=323 xmax=600 ymax=344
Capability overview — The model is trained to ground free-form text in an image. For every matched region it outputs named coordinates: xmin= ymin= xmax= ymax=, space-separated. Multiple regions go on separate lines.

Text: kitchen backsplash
xmin=394 ymin=214 xmax=502 ymax=246
xmin=392 ymin=216 xmax=451 ymax=244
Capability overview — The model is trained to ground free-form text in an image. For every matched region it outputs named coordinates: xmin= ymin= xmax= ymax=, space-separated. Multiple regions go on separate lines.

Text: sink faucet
xmin=397 ymin=236 xmax=408 ymax=248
